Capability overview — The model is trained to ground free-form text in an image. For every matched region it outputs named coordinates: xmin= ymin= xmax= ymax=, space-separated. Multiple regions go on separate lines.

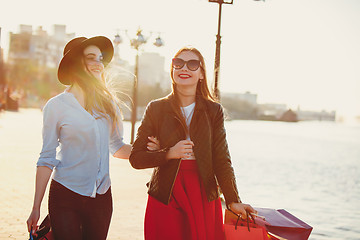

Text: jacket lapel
xmin=158 ymin=95 xmax=186 ymax=147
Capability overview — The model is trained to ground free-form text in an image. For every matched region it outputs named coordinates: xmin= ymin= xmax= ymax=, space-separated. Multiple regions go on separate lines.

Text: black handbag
xmin=29 ymin=215 xmax=53 ymax=240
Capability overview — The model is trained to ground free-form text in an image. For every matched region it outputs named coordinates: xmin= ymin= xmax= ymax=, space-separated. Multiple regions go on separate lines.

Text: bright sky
xmin=1 ymin=0 xmax=360 ymax=120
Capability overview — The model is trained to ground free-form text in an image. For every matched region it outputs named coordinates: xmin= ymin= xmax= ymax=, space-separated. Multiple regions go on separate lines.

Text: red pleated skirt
xmin=144 ymin=161 xmax=225 ymax=240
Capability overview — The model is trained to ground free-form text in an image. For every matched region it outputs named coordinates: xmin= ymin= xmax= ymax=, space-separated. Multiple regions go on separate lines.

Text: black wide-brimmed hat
xmin=57 ymin=36 xmax=114 ymax=85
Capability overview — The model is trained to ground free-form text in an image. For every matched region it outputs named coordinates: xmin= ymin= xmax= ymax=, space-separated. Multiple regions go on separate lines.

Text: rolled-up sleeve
xmin=109 ymin=118 xmax=125 ymax=155
xmin=37 ymin=100 xmax=61 ymax=170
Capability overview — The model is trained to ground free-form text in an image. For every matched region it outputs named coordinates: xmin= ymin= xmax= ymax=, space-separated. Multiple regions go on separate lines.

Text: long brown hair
xmin=170 ymin=47 xmax=216 ymax=133
xmin=68 ymin=54 xmax=121 ymax=130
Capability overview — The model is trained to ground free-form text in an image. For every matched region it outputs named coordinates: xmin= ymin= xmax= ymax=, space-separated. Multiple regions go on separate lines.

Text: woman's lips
xmin=179 ymin=74 xmax=191 ymax=79
xmin=90 ymin=68 xmax=102 ymax=73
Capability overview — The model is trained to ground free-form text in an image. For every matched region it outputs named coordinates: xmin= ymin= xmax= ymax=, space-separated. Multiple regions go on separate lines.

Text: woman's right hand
xmin=26 ymin=208 xmax=40 ymax=234
xmin=166 ymin=140 xmax=194 ymax=159
xmin=147 ymin=136 xmax=161 ymax=151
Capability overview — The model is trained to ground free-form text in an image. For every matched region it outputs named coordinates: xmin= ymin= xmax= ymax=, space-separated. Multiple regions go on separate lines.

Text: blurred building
xmin=257 ymin=103 xmax=336 ymax=122
xmin=8 ymin=24 xmax=75 ymax=68
xmin=296 ymin=108 xmax=336 ymax=121
xmin=279 ymin=109 xmax=298 ymax=122
xmin=222 ymin=91 xmax=258 ymax=106
xmin=220 ymin=92 xmax=258 ymax=120
xmin=258 ymin=103 xmax=288 ymax=119
xmin=138 ymin=52 xmax=169 ymax=90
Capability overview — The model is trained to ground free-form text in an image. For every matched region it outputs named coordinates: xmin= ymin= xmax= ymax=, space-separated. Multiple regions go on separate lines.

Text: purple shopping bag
xmin=255 ymin=208 xmax=313 ymax=240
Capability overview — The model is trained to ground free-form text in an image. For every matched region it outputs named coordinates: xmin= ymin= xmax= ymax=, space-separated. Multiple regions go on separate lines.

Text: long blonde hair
xmin=68 ymin=55 xmax=122 ymax=130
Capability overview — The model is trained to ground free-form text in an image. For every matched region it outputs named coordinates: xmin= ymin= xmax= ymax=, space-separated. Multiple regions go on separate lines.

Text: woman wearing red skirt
xmin=130 ymin=46 xmax=256 ymax=240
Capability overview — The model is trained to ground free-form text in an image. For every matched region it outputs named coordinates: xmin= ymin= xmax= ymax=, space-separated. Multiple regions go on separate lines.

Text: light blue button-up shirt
xmin=37 ymin=90 xmax=125 ymax=197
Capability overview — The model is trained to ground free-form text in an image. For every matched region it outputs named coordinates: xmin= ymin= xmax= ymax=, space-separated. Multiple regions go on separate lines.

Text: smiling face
xmin=83 ymin=45 xmax=104 ymax=80
xmin=172 ymin=50 xmax=204 ymax=90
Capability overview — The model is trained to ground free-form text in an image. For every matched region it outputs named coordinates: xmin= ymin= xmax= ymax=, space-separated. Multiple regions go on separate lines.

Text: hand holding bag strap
xmin=29 ymin=215 xmax=53 ymax=240
xmin=228 ymin=208 xmax=256 ymax=231
xmin=29 ymin=227 xmax=34 ymax=240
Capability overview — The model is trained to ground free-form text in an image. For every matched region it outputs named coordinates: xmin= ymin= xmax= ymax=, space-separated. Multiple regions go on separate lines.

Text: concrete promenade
xmin=0 ymin=108 xmax=152 ymax=239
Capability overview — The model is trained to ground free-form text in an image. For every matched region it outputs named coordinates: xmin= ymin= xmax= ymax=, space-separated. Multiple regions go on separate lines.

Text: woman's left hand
xmin=229 ymin=202 xmax=257 ymax=220
xmin=147 ymin=136 xmax=160 ymax=151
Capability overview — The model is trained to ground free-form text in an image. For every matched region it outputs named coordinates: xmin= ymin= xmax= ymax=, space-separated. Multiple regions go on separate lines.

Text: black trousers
xmin=48 ymin=180 xmax=113 ymax=240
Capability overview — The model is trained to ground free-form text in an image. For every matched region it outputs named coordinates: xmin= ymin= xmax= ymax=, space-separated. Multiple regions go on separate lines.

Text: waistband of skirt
xmin=179 ymin=160 xmax=198 ymax=170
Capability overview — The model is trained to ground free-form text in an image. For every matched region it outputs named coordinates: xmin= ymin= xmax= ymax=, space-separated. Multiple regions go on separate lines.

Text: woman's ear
xmin=200 ymin=71 xmax=204 ymax=81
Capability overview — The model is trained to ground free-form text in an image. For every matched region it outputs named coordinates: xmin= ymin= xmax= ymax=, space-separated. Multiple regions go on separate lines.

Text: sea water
xmin=225 ymin=120 xmax=360 ymax=240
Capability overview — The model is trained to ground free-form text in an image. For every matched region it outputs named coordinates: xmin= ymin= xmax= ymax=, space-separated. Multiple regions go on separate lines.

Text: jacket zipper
xmin=167 ymin=160 xmax=181 ymax=204
xmin=167 ymin=115 xmax=186 ymax=204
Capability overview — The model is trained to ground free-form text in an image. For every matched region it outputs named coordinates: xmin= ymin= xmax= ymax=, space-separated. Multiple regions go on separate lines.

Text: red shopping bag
xmin=255 ymin=208 xmax=313 ymax=240
xmin=224 ymin=209 xmax=269 ymax=240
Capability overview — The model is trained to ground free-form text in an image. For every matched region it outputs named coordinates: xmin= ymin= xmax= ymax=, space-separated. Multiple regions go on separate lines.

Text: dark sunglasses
xmin=172 ymin=58 xmax=201 ymax=71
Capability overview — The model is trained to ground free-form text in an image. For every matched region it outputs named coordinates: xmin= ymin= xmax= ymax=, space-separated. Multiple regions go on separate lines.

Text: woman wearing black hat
xmin=26 ymin=36 xmax=158 ymax=240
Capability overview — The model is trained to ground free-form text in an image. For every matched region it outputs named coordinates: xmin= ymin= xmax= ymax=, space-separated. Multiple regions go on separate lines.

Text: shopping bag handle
xmin=29 ymin=227 xmax=34 ymax=240
xmin=228 ymin=209 xmax=255 ymax=231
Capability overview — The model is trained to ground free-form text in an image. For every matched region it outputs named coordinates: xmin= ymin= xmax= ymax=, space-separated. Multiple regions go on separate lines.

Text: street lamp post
xmin=209 ymin=0 xmax=233 ymax=100
xmin=113 ymin=33 xmax=122 ymax=62
xmin=116 ymin=28 xmax=163 ymax=144
xmin=130 ymin=30 xmax=143 ymax=144
xmin=209 ymin=0 xmax=263 ymax=100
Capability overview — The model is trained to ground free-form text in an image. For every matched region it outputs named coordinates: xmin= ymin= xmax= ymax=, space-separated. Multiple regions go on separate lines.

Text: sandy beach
xmin=0 ymin=108 xmax=153 ymax=239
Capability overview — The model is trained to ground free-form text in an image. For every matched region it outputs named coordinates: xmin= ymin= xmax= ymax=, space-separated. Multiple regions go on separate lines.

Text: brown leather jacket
xmin=129 ymin=94 xmax=241 ymax=206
